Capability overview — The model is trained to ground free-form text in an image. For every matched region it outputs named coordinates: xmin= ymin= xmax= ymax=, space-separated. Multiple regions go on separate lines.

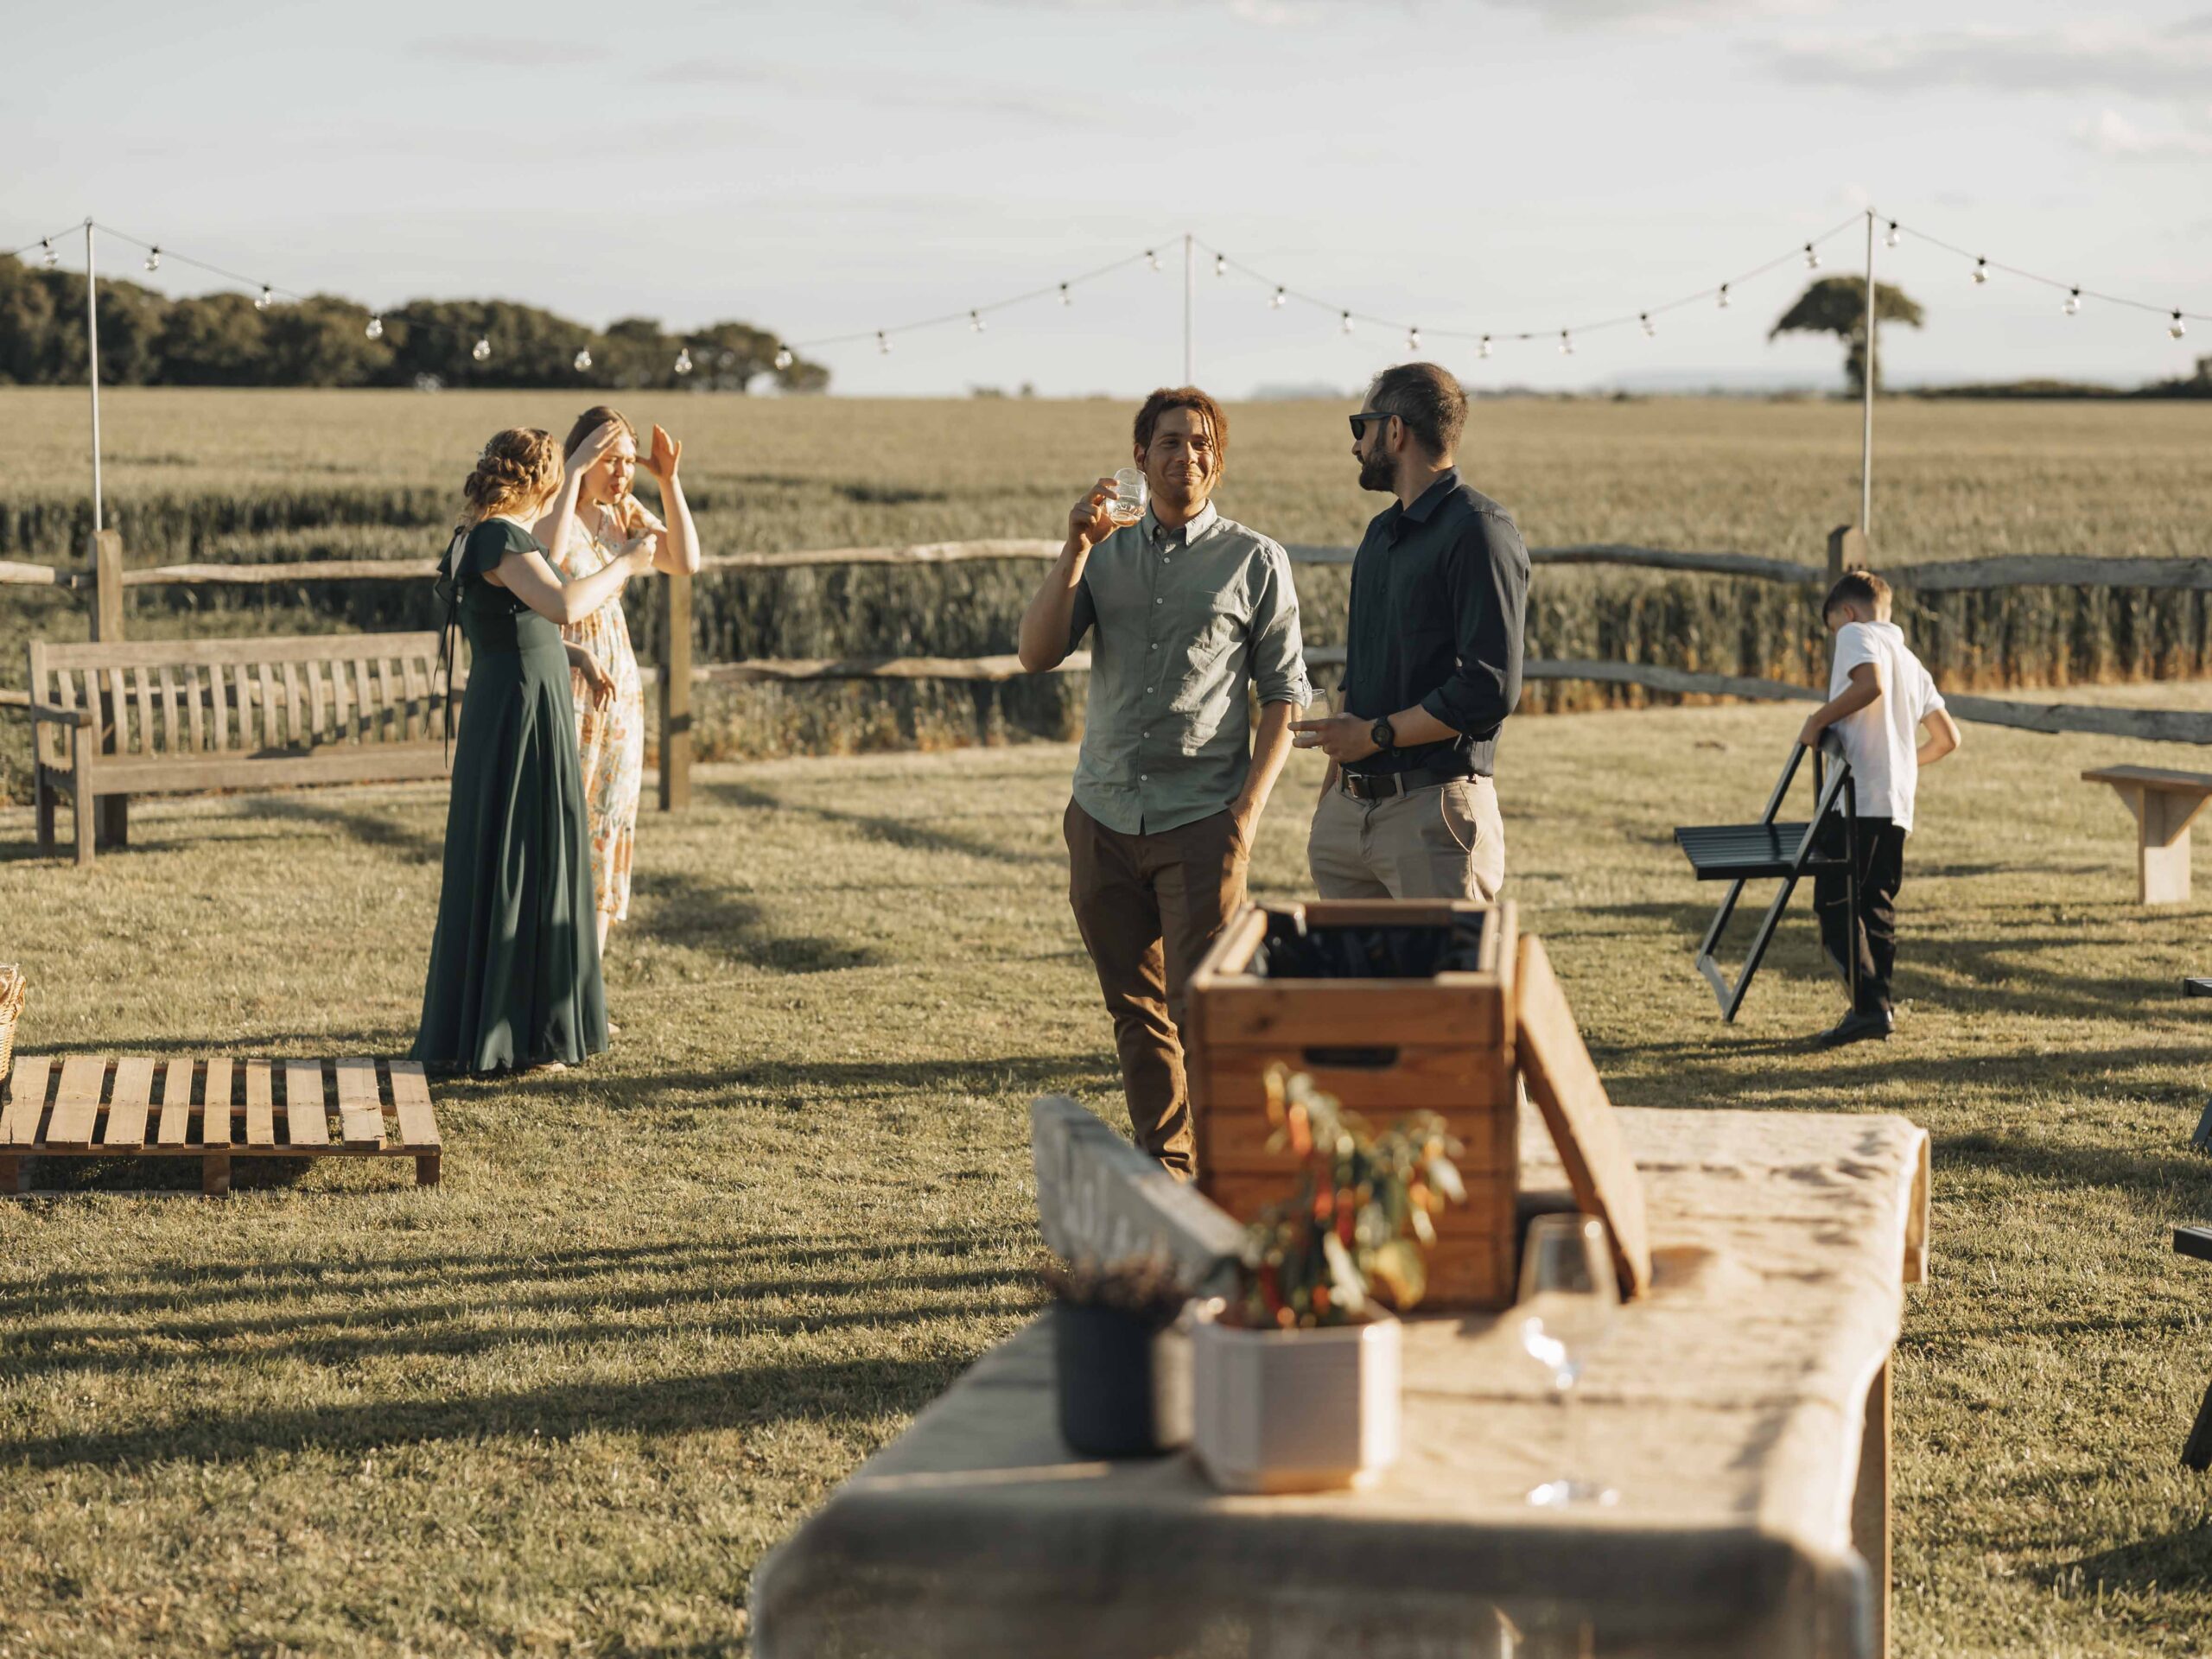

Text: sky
xmin=6 ymin=0 xmax=2209 ymax=397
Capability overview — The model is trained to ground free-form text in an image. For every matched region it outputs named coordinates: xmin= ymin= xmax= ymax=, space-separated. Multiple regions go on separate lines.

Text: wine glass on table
xmin=1519 ymin=1213 xmax=1621 ymax=1508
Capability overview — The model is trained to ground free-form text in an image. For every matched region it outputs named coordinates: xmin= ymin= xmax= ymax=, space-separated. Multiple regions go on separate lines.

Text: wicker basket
xmin=0 ymin=965 xmax=22 ymax=1098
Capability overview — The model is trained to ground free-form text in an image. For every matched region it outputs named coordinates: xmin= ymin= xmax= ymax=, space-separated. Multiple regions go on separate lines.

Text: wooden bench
xmin=0 ymin=1054 xmax=442 ymax=1196
xmin=29 ymin=632 xmax=456 ymax=867
xmin=2082 ymin=766 xmax=2212 ymax=905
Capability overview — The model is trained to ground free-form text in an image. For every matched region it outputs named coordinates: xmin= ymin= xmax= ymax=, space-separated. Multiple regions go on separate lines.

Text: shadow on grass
xmin=681 ymin=1052 xmax=1111 ymax=1101
xmin=0 ymin=1346 xmax=1001 ymax=1471
xmin=630 ymin=868 xmax=880 ymax=974
xmin=702 ymin=779 xmax=1056 ymax=868
xmin=245 ymin=793 xmax=443 ymax=861
xmin=2044 ymin=1527 xmax=2212 ymax=1596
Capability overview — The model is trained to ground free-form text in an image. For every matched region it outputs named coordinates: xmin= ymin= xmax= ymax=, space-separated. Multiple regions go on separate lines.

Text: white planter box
xmin=1191 ymin=1315 xmax=1402 ymax=1493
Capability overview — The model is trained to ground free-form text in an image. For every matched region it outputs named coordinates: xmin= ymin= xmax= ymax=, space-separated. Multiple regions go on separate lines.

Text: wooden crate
xmin=0 ymin=1055 xmax=442 ymax=1196
xmin=1185 ymin=900 xmax=1518 ymax=1310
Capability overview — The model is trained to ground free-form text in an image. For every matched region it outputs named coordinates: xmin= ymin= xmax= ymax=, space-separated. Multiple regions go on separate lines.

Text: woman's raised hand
xmin=567 ymin=420 xmax=626 ymax=476
xmin=642 ymin=423 xmax=682 ymax=484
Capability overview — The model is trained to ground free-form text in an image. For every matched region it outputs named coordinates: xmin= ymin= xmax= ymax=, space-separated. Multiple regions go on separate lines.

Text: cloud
xmin=1755 ymin=24 xmax=2212 ymax=103
xmin=2071 ymin=109 xmax=2212 ymax=161
xmin=1487 ymin=0 xmax=1832 ymax=25
xmin=410 ymin=37 xmax=589 ymax=68
xmin=655 ymin=57 xmax=1131 ymax=129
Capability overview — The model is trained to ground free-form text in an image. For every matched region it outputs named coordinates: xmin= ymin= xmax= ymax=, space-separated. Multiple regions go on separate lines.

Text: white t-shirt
xmin=1827 ymin=620 xmax=1945 ymax=833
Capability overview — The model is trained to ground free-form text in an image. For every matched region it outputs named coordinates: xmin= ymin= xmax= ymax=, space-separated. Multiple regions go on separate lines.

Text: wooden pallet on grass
xmin=0 ymin=1056 xmax=442 ymax=1196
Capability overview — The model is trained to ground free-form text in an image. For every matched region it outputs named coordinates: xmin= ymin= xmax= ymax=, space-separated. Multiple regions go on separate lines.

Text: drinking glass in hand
xmin=1518 ymin=1213 xmax=1621 ymax=1508
xmin=1109 ymin=467 xmax=1147 ymax=528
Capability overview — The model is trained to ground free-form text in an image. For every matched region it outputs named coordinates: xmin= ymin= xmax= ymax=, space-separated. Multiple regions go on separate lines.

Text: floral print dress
xmin=552 ymin=502 xmax=652 ymax=922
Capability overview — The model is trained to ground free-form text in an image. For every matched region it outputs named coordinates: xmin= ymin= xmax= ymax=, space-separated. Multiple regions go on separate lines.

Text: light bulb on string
xmin=1559 ymin=330 xmax=1574 ymax=356
xmin=1146 ymin=249 xmax=1160 ymax=272
xmin=143 ymin=247 xmax=161 ymax=272
xmin=255 ymin=286 xmax=274 ymax=312
xmin=673 ymin=347 xmax=693 ymax=375
xmin=772 ymin=346 xmax=793 ymax=371
xmin=1971 ymin=258 xmax=1989 ymax=285
xmin=1639 ymin=312 xmax=1656 ymax=338
xmin=1213 ymin=253 xmax=1227 ymax=278
xmin=2063 ymin=288 xmax=2082 ymax=316
xmin=1269 ymin=286 xmax=1287 ymax=309
xmin=1885 ymin=221 xmax=1901 ymax=249
xmin=1339 ymin=311 xmax=1354 ymax=335
xmin=573 ymin=348 xmax=593 ymax=372
xmin=1406 ymin=327 xmax=1421 ymax=352
xmin=1716 ymin=283 xmax=1731 ymax=308
xmin=1478 ymin=335 xmax=1492 ymax=359
xmin=471 ymin=338 xmax=491 ymax=363
xmin=365 ymin=315 xmax=384 ymax=341
xmin=876 ymin=331 xmax=892 ymax=355
xmin=39 ymin=240 xmax=56 ymax=270
xmin=2173 ymin=311 xmax=2190 ymax=341
xmin=1058 ymin=283 xmax=1071 ymax=307
xmin=1803 ymin=244 xmax=1821 ymax=271
xmin=969 ymin=310 xmax=985 ymax=333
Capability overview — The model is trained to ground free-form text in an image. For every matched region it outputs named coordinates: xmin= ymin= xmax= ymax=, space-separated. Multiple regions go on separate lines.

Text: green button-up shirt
xmin=1067 ymin=501 xmax=1312 ymax=836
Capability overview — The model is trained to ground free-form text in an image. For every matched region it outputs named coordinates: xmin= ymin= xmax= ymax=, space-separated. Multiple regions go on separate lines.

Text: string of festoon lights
xmin=13 ymin=210 xmax=2205 ymax=378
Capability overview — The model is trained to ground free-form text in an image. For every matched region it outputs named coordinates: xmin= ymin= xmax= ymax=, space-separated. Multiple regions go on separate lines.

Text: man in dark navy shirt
xmin=1293 ymin=363 xmax=1529 ymax=899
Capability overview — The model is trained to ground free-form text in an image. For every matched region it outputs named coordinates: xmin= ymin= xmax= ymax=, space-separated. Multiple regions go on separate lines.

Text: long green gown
xmin=411 ymin=518 xmax=608 ymax=1073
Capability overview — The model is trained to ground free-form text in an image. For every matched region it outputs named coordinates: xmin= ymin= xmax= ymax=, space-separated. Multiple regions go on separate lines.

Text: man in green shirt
xmin=1018 ymin=388 xmax=1311 ymax=1176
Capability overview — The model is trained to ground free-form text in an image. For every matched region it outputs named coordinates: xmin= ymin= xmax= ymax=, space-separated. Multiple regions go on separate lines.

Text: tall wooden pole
xmin=658 ymin=571 xmax=692 ymax=812
xmin=1860 ymin=210 xmax=1876 ymax=538
xmin=84 ymin=219 xmax=129 ymax=845
xmin=85 ymin=219 xmax=104 ymax=536
xmin=1183 ymin=232 xmax=1195 ymax=385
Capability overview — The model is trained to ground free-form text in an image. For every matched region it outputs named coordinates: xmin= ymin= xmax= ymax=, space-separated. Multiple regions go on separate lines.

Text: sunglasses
xmin=1349 ymin=410 xmax=1395 ymax=440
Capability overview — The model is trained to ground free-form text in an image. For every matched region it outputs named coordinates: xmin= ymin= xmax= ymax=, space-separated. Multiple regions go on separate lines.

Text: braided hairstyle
xmin=458 ymin=428 xmax=563 ymax=529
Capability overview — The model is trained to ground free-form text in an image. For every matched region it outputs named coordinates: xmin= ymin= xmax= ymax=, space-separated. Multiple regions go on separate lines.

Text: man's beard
xmin=1357 ymin=447 xmax=1394 ymax=493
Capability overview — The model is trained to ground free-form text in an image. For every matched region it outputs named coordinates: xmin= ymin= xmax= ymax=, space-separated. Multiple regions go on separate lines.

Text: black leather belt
xmin=1339 ymin=762 xmax=1477 ymax=803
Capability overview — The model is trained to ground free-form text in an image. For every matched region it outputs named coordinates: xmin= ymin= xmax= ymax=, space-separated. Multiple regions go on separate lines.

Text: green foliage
xmin=0 ymin=257 xmax=825 ymax=391
xmin=1770 ymin=276 xmax=1925 ymax=396
xmin=1230 ymin=1067 xmax=1465 ymax=1329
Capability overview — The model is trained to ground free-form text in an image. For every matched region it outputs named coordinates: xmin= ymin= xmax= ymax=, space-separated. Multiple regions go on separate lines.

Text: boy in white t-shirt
xmin=1796 ymin=570 xmax=1962 ymax=1047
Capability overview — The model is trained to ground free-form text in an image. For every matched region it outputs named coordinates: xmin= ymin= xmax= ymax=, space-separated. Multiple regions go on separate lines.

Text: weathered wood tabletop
xmin=751 ymin=1104 xmax=1929 ymax=1659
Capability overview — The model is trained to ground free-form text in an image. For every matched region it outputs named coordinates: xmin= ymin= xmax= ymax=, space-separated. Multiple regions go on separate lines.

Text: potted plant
xmin=1042 ymin=1254 xmax=1197 ymax=1458
xmin=1192 ymin=1065 xmax=1465 ymax=1493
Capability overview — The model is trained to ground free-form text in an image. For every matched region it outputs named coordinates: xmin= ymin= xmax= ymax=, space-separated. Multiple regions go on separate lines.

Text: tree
xmin=1770 ymin=277 xmax=1923 ymax=397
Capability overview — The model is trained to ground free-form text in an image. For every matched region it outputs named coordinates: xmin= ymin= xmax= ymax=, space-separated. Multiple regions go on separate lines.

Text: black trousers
xmin=1814 ymin=817 xmax=1907 ymax=1016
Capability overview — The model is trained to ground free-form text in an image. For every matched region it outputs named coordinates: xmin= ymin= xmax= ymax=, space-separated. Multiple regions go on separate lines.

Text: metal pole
xmin=1183 ymin=232 xmax=1195 ymax=385
xmin=85 ymin=218 xmax=103 ymax=535
xmin=1859 ymin=210 xmax=1875 ymax=537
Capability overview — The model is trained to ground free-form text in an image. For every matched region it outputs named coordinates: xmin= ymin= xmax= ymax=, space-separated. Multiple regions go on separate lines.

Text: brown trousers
xmin=1065 ymin=800 xmax=1248 ymax=1177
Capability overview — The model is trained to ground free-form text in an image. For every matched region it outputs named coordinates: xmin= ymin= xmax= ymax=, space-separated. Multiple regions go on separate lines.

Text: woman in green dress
xmin=411 ymin=424 xmax=658 ymax=1074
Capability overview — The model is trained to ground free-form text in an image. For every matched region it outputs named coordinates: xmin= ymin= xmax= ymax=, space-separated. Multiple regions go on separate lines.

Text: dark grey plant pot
xmin=1052 ymin=1303 xmax=1192 ymax=1458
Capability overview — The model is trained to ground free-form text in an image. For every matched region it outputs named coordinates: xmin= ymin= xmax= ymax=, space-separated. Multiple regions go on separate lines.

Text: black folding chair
xmin=1673 ymin=737 xmax=1859 ymax=1023
xmin=2178 ymin=1226 xmax=2212 ymax=1469
xmin=2186 ymin=981 xmax=2212 ymax=1153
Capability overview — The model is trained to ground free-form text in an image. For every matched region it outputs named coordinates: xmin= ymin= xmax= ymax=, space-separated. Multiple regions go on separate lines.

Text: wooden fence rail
xmin=11 ymin=541 xmax=2196 ymax=590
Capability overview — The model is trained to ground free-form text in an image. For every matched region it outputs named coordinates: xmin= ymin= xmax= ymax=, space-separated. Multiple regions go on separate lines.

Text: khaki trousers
xmin=1065 ymin=800 xmax=1248 ymax=1177
xmin=1307 ymin=774 xmax=1506 ymax=901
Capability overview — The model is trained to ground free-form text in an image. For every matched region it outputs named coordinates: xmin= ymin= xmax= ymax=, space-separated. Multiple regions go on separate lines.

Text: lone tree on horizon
xmin=1770 ymin=277 xmax=1924 ymax=397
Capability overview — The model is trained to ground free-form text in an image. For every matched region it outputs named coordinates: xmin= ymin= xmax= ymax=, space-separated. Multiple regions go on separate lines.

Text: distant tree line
xmin=0 ymin=261 xmax=829 ymax=392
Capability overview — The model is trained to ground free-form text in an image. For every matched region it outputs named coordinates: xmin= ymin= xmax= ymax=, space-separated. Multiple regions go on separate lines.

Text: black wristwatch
xmin=1369 ymin=715 xmax=1396 ymax=753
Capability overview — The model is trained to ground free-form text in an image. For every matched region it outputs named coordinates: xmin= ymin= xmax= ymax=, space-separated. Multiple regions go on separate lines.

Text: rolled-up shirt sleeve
xmin=1065 ymin=574 xmax=1097 ymax=657
xmin=1420 ymin=512 xmax=1529 ymax=738
xmin=1246 ymin=543 xmax=1313 ymax=708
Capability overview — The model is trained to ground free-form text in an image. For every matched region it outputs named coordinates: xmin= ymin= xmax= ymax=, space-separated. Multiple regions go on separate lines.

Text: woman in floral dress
xmin=538 ymin=405 xmax=701 ymax=974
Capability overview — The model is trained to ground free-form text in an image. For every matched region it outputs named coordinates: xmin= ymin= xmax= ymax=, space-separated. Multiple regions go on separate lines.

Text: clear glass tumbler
xmin=1109 ymin=467 xmax=1147 ymax=528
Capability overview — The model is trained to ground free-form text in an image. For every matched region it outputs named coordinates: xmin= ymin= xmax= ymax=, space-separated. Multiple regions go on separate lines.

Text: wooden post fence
xmin=90 ymin=529 xmax=127 ymax=848
xmin=658 ymin=566 xmax=693 ymax=811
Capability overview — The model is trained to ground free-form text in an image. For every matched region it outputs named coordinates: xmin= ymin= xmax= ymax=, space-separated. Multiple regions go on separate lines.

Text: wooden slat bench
xmin=0 ymin=1055 xmax=442 ymax=1195
xmin=2082 ymin=765 xmax=2212 ymax=905
xmin=29 ymin=632 xmax=457 ymax=867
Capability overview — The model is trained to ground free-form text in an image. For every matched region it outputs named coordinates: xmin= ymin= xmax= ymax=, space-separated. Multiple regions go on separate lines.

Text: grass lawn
xmin=3 ymin=690 xmax=2212 ymax=1656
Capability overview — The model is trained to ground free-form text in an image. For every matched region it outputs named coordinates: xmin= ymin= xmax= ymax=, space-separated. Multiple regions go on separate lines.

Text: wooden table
xmin=751 ymin=1105 xmax=1930 ymax=1659
xmin=2082 ymin=765 xmax=2212 ymax=904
